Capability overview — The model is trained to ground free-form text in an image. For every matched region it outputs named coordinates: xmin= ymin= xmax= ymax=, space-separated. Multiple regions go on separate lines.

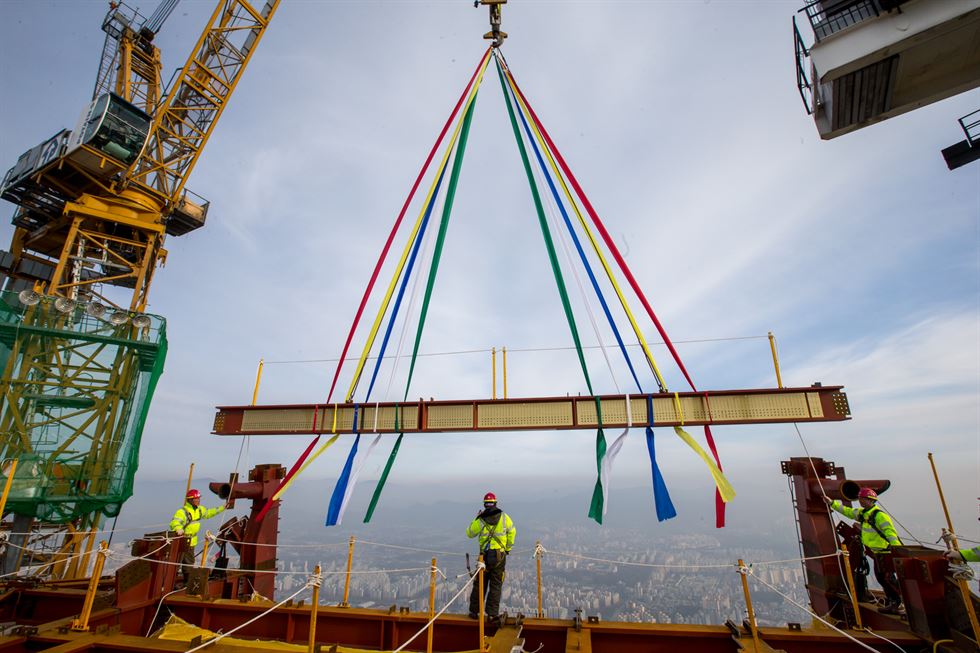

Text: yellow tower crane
xmin=0 ymin=0 xmax=280 ymax=578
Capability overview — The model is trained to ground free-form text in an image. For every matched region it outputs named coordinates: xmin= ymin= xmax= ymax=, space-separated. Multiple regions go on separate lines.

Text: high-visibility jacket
xmin=830 ymin=500 xmax=901 ymax=553
xmin=169 ymin=502 xmax=224 ymax=547
xmin=960 ymin=545 xmax=980 ymax=562
xmin=467 ymin=508 xmax=515 ymax=554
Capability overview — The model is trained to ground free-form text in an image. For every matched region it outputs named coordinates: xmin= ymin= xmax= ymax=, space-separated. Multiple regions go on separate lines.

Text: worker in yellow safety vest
xmin=170 ymin=488 xmax=228 ymax=583
xmin=467 ymin=492 xmax=515 ymax=621
xmin=946 ymin=546 xmax=980 ymax=563
xmin=824 ymin=487 xmax=904 ymax=614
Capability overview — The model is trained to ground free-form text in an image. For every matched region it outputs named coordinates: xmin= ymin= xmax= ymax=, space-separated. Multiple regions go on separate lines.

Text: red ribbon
xmin=324 ymin=47 xmax=492 ymax=404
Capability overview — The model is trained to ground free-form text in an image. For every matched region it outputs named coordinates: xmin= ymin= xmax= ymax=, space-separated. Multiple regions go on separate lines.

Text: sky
xmin=0 ymin=1 xmax=977 ymax=544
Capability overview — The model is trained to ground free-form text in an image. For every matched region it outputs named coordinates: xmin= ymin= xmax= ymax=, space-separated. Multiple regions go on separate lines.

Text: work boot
xmin=879 ymin=602 xmax=904 ymax=615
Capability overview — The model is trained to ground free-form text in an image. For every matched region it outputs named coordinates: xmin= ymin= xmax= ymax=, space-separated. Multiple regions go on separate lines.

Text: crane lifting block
xmin=213 ymin=385 xmax=849 ymax=436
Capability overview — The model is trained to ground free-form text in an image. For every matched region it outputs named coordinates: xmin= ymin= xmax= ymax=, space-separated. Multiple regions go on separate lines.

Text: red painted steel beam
xmin=214 ymin=386 xmax=849 ymax=436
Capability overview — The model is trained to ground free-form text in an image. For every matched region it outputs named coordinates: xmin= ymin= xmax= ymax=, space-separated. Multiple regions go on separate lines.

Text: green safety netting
xmin=0 ymin=289 xmax=167 ymax=522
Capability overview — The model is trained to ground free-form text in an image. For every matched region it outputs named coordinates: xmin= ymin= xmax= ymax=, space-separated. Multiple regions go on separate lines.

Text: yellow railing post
xmin=929 ymin=453 xmax=980 ymax=644
xmin=840 ymin=544 xmax=863 ymax=629
xmin=535 ymin=540 xmax=543 ymax=619
xmin=0 ymin=459 xmax=19 ymax=518
xmin=768 ymin=332 xmax=783 ymax=389
xmin=340 ymin=536 xmax=355 ymax=607
xmin=71 ymin=541 xmax=108 ymax=631
xmin=185 ymin=462 xmax=195 ymax=496
xmin=76 ymin=526 xmax=98 ymax=579
xmin=308 ymin=564 xmax=321 ymax=653
xmin=477 ymin=554 xmax=486 ymax=652
xmin=491 ymin=347 xmax=497 ymax=400
xmin=427 ymin=557 xmax=437 ymax=653
xmin=502 ymin=347 xmax=508 ymax=399
xmin=252 ymin=358 xmax=264 ymax=405
xmin=199 ymin=531 xmax=212 ymax=568
xmin=737 ymin=559 xmax=762 ymax=653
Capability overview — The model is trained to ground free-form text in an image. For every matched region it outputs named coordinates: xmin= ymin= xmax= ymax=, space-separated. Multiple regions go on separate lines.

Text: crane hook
xmin=476 ymin=0 xmax=508 ymax=48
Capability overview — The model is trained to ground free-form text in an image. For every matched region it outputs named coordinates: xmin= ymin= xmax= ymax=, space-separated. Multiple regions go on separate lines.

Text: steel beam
xmin=214 ymin=386 xmax=849 ymax=436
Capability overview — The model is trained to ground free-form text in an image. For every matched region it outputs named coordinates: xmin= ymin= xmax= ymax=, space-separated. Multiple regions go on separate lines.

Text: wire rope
xmin=182 ymin=582 xmax=313 ymax=652
xmin=392 ymin=562 xmax=481 ymax=653
xmin=261 ymin=335 xmax=769 ymax=365
xmin=744 ymin=567 xmax=888 ymax=653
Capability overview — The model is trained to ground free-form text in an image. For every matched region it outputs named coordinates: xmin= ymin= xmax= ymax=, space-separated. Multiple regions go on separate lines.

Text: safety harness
xmin=859 ymin=506 xmax=895 ymax=547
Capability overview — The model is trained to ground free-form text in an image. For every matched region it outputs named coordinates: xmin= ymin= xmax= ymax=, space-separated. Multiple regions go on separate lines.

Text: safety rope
xmin=546 ymin=548 xmax=841 ymax=570
xmin=0 ymin=522 xmax=170 ymax=537
xmin=743 ymin=566 xmax=891 ymax=653
xmin=182 ymin=578 xmax=314 ymax=652
xmin=874 ymin=497 xmax=928 ymax=547
xmin=791 ymin=422 xmax=859 ymax=608
xmin=145 ymin=586 xmax=188 ymax=637
xmin=391 ymin=561 xmax=483 ymax=653
xmin=860 ymin=628 xmax=908 ymax=653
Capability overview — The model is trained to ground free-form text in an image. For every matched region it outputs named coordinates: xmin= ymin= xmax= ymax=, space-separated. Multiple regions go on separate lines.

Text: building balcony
xmin=793 ymin=0 xmax=980 ymax=139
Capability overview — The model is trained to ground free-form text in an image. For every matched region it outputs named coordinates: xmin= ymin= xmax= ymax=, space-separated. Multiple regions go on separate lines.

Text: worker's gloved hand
xmin=175 ymin=528 xmax=184 ymax=536
xmin=945 ymin=550 xmax=965 ymax=562
xmin=822 ymin=496 xmax=832 ymax=505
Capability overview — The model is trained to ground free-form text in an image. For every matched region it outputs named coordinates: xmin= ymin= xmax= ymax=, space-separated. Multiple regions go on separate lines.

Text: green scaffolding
xmin=0 ymin=290 xmax=167 ymax=522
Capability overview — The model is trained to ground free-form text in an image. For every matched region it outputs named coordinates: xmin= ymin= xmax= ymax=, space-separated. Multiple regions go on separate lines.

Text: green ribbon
xmin=364 ymin=94 xmax=480 ymax=523
xmin=495 ymin=57 xmax=607 ymax=524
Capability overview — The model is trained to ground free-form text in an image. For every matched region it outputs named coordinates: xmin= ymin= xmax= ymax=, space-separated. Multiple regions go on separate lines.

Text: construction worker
xmin=946 ymin=546 xmax=980 ymax=563
xmin=467 ymin=492 xmax=515 ymax=621
xmin=824 ymin=488 xmax=904 ymax=614
xmin=170 ymin=489 xmax=227 ymax=584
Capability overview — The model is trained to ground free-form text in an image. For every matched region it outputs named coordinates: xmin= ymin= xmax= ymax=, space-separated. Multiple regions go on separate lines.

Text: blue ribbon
xmin=508 ymin=80 xmax=643 ymax=395
xmin=326 ymin=405 xmax=360 ymax=526
xmin=645 ymin=395 xmax=676 ymax=521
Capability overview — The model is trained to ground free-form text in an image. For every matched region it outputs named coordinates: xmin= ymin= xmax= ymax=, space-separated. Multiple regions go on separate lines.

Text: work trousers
xmin=855 ymin=550 xmax=902 ymax=605
xmin=179 ymin=548 xmax=195 ymax=584
xmin=469 ymin=549 xmax=507 ymax=618
xmin=870 ymin=551 xmax=902 ymax=604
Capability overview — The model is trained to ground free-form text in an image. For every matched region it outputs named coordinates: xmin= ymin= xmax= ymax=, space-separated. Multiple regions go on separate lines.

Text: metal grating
xmin=577 ymin=396 xmax=657 ymax=426
xmin=704 ymin=393 xmax=816 ymax=421
xmin=241 ymin=409 xmax=315 ymax=432
xmin=427 ymin=404 xmax=474 ymax=430
xmin=478 ymin=401 xmax=573 ymax=428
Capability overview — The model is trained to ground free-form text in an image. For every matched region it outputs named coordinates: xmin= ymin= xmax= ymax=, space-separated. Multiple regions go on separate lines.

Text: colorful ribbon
xmin=501 ymin=55 xmax=730 ymax=527
xmin=645 ymin=395 xmax=676 ymax=521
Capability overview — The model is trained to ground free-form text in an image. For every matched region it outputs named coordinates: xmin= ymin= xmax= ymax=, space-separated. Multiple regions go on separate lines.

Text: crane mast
xmin=0 ymin=0 xmax=279 ymax=577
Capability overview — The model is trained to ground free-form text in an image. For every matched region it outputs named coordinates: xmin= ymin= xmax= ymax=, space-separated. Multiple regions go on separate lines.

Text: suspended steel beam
xmin=213 ymin=385 xmax=849 ymax=436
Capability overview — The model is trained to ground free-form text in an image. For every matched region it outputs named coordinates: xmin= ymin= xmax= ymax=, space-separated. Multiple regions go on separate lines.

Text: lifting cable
xmin=499 ymin=50 xmax=730 ymax=527
xmin=495 ymin=51 xmax=611 ymax=524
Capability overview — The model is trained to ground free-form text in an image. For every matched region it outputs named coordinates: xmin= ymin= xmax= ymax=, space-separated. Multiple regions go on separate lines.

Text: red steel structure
xmin=0 ymin=458 xmax=974 ymax=652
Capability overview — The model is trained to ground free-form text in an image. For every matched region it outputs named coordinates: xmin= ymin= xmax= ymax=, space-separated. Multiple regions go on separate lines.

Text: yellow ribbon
xmin=273 ymin=434 xmax=341 ymax=501
xmin=344 ymin=54 xmax=493 ymax=402
xmin=673 ymin=426 xmax=736 ymax=503
xmin=672 ymin=392 xmax=684 ymax=425
xmin=501 ymin=64 xmax=668 ymax=392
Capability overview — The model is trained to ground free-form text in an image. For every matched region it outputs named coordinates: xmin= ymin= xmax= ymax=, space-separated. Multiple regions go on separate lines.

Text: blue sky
xmin=0 ymin=1 xmax=977 ymax=536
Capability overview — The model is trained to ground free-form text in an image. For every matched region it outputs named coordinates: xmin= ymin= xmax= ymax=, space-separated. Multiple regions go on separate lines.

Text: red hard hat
xmin=857 ymin=487 xmax=878 ymax=500
xmin=186 ymin=489 xmax=201 ymax=500
xmin=483 ymin=492 xmax=497 ymax=503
